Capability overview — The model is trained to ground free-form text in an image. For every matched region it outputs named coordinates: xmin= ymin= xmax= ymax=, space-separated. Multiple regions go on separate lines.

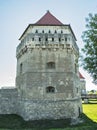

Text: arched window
xmin=46 ymin=62 xmax=55 ymax=69
xmin=46 ymin=86 xmax=55 ymax=93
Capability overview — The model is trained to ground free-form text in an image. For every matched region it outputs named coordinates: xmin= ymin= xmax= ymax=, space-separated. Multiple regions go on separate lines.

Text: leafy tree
xmin=82 ymin=13 xmax=97 ymax=84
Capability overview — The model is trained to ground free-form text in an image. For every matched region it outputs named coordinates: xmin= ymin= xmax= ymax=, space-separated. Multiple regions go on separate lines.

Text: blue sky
xmin=0 ymin=0 xmax=97 ymax=90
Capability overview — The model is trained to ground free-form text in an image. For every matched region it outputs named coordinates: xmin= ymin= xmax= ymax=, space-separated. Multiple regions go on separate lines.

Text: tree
xmin=82 ymin=13 xmax=97 ymax=84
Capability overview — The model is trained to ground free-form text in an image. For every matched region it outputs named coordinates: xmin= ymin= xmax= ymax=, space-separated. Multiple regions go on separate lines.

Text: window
xmin=46 ymin=62 xmax=55 ymax=69
xmin=46 ymin=86 xmax=55 ymax=93
xmin=20 ymin=63 xmax=23 ymax=73
xmin=61 ymin=30 xmax=63 ymax=33
xmin=45 ymin=37 xmax=48 ymax=41
xmin=55 ymin=30 xmax=57 ymax=33
xmin=39 ymin=37 xmax=41 ymax=41
xmin=65 ymin=37 xmax=67 ymax=42
xmin=59 ymin=37 xmax=61 ymax=42
xmin=35 ymin=30 xmax=38 ymax=33
xmin=32 ymin=38 xmax=34 ymax=41
xmin=49 ymin=30 xmax=51 ymax=33
xmin=52 ymin=37 xmax=54 ymax=41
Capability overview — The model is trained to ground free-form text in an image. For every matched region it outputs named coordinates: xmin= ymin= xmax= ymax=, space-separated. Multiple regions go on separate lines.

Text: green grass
xmin=83 ymin=99 xmax=97 ymax=123
xmin=0 ymin=101 xmax=97 ymax=130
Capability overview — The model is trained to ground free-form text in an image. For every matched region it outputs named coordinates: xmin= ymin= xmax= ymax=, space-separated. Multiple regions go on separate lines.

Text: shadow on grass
xmin=0 ymin=113 xmax=97 ymax=130
xmin=82 ymin=99 xmax=97 ymax=104
xmin=88 ymin=99 xmax=97 ymax=104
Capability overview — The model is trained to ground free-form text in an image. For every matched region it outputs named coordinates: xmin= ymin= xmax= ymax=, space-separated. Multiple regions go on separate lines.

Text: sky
xmin=0 ymin=0 xmax=97 ymax=90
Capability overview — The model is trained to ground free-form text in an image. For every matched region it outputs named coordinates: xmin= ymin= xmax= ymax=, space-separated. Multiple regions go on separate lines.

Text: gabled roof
xmin=79 ymin=72 xmax=85 ymax=79
xmin=35 ymin=11 xmax=63 ymax=25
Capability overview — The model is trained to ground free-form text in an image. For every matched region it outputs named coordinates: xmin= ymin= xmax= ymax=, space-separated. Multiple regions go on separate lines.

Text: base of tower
xmin=17 ymin=98 xmax=82 ymax=121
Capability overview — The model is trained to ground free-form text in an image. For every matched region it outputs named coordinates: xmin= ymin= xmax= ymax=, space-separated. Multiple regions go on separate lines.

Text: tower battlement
xmin=16 ymin=26 xmax=79 ymax=58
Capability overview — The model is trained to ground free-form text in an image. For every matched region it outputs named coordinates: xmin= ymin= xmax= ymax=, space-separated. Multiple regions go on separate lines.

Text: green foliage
xmin=82 ymin=13 xmax=97 ymax=84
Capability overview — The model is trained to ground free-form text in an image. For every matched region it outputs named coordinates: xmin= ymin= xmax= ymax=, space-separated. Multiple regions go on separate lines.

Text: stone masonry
xmin=0 ymin=11 xmax=82 ymax=121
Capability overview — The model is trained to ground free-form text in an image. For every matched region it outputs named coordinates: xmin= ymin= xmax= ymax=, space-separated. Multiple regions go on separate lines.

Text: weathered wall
xmin=16 ymin=72 xmax=77 ymax=99
xmin=15 ymin=24 xmax=82 ymax=121
xmin=0 ymin=87 xmax=18 ymax=114
xmin=17 ymin=98 xmax=81 ymax=121
xmin=0 ymin=86 xmax=82 ymax=121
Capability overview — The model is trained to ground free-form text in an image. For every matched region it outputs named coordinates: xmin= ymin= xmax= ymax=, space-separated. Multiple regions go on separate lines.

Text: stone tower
xmin=16 ymin=11 xmax=82 ymax=120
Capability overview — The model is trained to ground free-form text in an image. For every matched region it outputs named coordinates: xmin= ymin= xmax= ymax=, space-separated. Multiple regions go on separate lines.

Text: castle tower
xmin=16 ymin=11 xmax=82 ymax=120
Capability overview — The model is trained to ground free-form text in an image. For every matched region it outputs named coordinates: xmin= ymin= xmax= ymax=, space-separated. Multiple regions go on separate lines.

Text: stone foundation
xmin=0 ymin=87 xmax=82 ymax=121
xmin=17 ymin=98 xmax=81 ymax=121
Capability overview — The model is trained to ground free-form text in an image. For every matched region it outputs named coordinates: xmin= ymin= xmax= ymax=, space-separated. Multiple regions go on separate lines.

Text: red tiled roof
xmin=35 ymin=11 xmax=63 ymax=25
xmin=79 ymin=72 xmax=85 ymax=79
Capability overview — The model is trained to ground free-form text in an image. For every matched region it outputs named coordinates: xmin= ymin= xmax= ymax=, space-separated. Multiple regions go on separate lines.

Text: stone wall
xmin=0 ymin=87 xmax=82 ymax=121
xmin=15 ymin=24 xmax=81 ymax=121
xmin=17 ymin=98 xmax=81 ymax=121
xmin=0 ymin=87 xmax=18 ymax=114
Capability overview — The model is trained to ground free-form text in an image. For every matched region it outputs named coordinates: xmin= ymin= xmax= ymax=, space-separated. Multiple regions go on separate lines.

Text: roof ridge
xmin=79 ymin=72 xmax=85 ymax=79
xmin=35 ymin=11 xmax=63 ymax=25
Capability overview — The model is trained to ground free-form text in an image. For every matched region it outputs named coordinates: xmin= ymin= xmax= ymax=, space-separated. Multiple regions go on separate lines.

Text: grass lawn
xmin=0 ymin=101 xmax=97 ymax=130
xmin=83 ymin=99 xmax=97 ymax=123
